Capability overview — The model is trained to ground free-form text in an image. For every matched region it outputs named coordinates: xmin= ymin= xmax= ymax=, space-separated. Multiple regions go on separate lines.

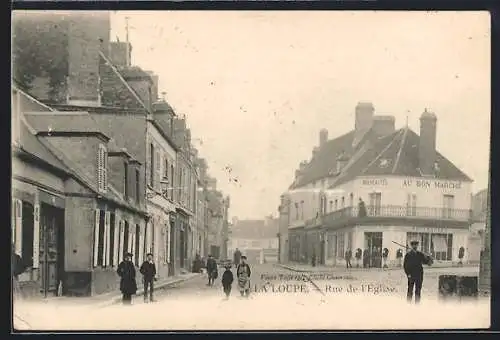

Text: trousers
xmin=407 ymin=275 xmax=423 ymax=303
xmin=144 ymin=279 xmax=154 ymax=301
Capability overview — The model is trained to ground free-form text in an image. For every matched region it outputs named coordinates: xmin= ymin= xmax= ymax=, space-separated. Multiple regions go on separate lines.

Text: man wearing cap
xmin=117 ymin=252 xmax=137 ymax=305
xmin=403 ymin=240 xmax=433 ymax=303
xmin=140 ymin=253 xmax=157 ymax=303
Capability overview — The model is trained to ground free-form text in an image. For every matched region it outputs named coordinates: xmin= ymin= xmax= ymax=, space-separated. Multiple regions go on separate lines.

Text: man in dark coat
xmin=140 ymin=253 xmax=157 ymax=303
xmin=117 ymin=252 xmax=137 ymax=305
xmin=404 ymin=240 xmax=433 ymax=303
xmin=233 ymin=248 xmax=242 ymax=268
xmin=206 ymin=254 xmax=218 ymax=286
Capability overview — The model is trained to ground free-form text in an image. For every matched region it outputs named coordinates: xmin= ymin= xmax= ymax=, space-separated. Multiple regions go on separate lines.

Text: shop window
xmin=21 ymin=201 xmax=35 ymax=268
xmin=337 ymin=233 xmax=345 ymax=258
xmin=432 ymin=233 xmax=453 ymax=261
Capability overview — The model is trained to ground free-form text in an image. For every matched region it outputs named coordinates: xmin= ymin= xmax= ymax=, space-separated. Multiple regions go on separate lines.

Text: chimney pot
xmin=319 ymin=129 xmax=328 ymax=146
xmin=419 ymin=109 xmax=438 ymax=175
xmin=372 ymin=115 xmax=396 ymax=136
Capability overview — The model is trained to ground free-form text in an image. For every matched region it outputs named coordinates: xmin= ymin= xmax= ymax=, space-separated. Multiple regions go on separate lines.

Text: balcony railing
xmin=299 ymin=205 xmax=472 ymax=229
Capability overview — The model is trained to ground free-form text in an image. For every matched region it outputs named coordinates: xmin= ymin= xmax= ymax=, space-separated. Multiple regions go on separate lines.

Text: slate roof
xmin=291 ymin=125 xmax=472 ymax=190
xmin=24 ymin=112 xmax=109 ymax=139
xmin=230 ymin=219 xmax=279 ymax=239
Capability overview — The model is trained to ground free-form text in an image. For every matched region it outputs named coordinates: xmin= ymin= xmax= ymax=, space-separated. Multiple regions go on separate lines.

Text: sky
xmin=109 ymin=11 xmax=490 ymax=220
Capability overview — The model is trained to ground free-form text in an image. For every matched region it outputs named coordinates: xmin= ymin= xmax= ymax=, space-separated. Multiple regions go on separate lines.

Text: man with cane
xmin=402 ymin=240 xmax=433 ymax=304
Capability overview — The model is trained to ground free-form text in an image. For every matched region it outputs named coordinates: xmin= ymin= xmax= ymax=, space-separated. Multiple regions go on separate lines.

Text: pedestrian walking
xmin=221 ymin=264 xmax=234 ymax=299
xmin=345 ymin=249 xmax=353 ymax=269
xmin=236 ymin=255 xmax=251 ymax=298
xmin=206 ymin=254 xmax=218 ymax=286
xmin=12 ymin=244 xmax=26 ymax=301
xmin=117 ymin=252 xmax=137 ymax=305
xmin=233 ymin=248 xmax=242 ymax=268
xmin=404 ymin=240 xmax=433 ymax=304
xmin=139 ymin=253 xmax=157 ymax=303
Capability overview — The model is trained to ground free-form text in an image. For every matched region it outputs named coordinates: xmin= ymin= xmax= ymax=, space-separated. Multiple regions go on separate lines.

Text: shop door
xmin=39 ymin=204 xmax=64 ymax=297
xmin=168 ymin=220 xmax=176 ymax=276
xmin=364 ymin=232 xmax=383 ymax=268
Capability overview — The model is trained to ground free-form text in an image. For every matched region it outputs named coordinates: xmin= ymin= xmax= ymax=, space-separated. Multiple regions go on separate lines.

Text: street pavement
xmin=13 ymin=263 xmax=489 ymax=331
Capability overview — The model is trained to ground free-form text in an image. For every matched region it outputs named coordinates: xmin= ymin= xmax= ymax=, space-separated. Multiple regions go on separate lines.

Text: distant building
xmin=468 ymin=189 xmax=488 ymax=263
xmin=279 ymin=102 xmax=474 ymax=267
xmin=229 ymin=217 xmax=279 ymax=264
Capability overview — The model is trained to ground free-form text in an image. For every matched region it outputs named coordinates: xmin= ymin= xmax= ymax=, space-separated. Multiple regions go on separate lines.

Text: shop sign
xmin=411 ymin=226 xmax=448 ymax=234
xmin=403 ymin=178 xmax=461 ymax=190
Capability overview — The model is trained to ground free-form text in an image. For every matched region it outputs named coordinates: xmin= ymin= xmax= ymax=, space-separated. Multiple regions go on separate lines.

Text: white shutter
xmin=118 ymin=221 xmax=124 ymax=263
xmin=93 ymin=209 xmax=100 ymax=267
xmin=166 ymin=223 xmax=171 ymax=263
xmin=153 ymin=219 xmax=159 ymax=264
xmin=128 ymin=224 xmax=133 ymax=253
xmin=139 ymin=225 xmax=144 ymax=264
xmin=33 ymin=203 xmax=40 ymax=268
xmin=113 ymin=216 xmax=119 ymax=267
xmin=15 ymin=199 xmax=23 ymax=254
xmin=97 ymin=147 xmax=103 ymax=191
xmin=104 ymin=211 xmax=110 ymax=266
xmin=103 ymin=151 xmax=108 ymax=192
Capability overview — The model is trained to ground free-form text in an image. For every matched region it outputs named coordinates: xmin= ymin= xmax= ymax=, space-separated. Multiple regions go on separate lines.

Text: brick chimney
xmin=319 ymin=129 xmax=328 ymax=146
xmin=419 ymin=109 xmax=437 ymax=175
xmin=353 ymin=102 xmax=374 ymax=147
xmin=372 ymin=115 xmax=396 ymax=136
xmin=67 ymin=12 xmax=110 ymax=106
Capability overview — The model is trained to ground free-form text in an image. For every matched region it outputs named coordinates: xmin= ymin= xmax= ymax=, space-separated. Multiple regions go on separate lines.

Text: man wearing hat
xmin=236 ymin=255 xmax=251 ymax=297
xmin=403 ymin=240 xmax=433 ymax=303
xmin=117 ymin=252 xmax=137 ymax=305
xmin=140 ymin=253 xmax=157 ymax=303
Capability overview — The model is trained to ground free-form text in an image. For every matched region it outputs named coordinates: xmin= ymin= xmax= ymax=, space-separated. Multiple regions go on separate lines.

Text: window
xmin=347 ymin=232 xmax=353 ymax=250
xmin=406 ymin=232 xmax=431 ymax=254
xmin=135 ymin=169 xmax=140 ymax=203
xmin=165 ymin=224 xmax=170 ymax=264
xmin=294 ymin=202 xmax=299 ymax=220
xmin=431 ymin=233 xmax=453 ymax=261
xmin=21 ymin=201 xmax=35 ymax=268
xmin=329 ymin=201 xmax=333 ymax=212
xmin=178 ymin=167 xmax=183 ymax=202
xmin=369 ymin=192 xmax=382 ymax=215
xmin=337 ymin=233 xmax=345 ymax=258
xmin=124 ymin=162 xmax=129 ymax=199
xmin=170 ymin=164 xmax=175 ymax=200
xmin=97 ymin=144 xmax=108 ymax=192
xmin=300 ymin=200 xmax=304 ymax=220
xmin=443 ymin=195 xmax=455 ymax=219
xmin=123 ymin=221 xmax=130 ymax=258
xmin=95 ymin=210 xmax=105 ymax=267
xmin=135 ymin=224 xmax=140 ymax=266
xmin=149 ymin=143 xmax=155 ymax=187
xmin=406 ymin=193 xmax=417 ymax=216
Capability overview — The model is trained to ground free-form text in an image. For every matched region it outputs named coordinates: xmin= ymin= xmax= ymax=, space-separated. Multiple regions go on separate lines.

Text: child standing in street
xmin=221 ymin=264 xmax=234 ymax=299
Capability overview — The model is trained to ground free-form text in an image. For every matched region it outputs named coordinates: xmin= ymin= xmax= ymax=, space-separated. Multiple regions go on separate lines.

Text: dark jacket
xmin=117 ymin=260 xmax=137 ymax=295
xmin=358 ymin=201 xmax=367 ymax=217
xmin=345 ymin=250 xmax=352 ymax=260
xmin=222 ymin=269 xmax=234 ymax=287
xmin=233 ymin=250 xmax=242 ymax=264
xmin=139 ymin=261 xmax=156 ymax=281
xmin=403 ymin=250 xmax=432 ymax=278
xmin=236 ymin=263 xmax=251 ymax=278
xmin=12 ymin=251 xmax=25 ymax=278
xmin=207 ymin=258 xmax=217 ymax=273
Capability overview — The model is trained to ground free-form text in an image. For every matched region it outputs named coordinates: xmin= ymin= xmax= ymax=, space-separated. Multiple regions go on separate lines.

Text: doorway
xmin=179 ymin=229 xmax=185 ymax=268
xmin=39 ymin=203 xmax=65 ymax=297
xmin=364 ymin=232 xmax=383 ymax=268
xmin=168 ymin=219 xmax=176 ymax=276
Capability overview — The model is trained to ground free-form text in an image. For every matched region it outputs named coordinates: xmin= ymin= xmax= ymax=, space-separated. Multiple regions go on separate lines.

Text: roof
xmin=24 ymin=112 xmax=109 ymax=139
xmin=291 ymin=125 xmax=472 ymax=189
xmin=119 ymin=66 xmax=153 ymax=82
xmin=230 ymin=219 xmax=279 ymax=239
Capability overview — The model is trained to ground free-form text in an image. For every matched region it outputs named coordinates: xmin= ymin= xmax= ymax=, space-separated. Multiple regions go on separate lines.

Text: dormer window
xmin=97 ymin=144 xmax=108 ymax=192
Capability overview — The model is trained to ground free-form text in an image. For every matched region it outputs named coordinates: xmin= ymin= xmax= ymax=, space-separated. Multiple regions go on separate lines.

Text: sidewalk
xmin=15 ymin=272 xmax=201 ymax=309
xmin=276 ymin=262 xmax=479 ymax=273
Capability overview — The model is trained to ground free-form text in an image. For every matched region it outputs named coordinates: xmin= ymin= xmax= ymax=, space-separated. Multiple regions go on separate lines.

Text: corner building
xmin=284 ymin=102 xmax=473 ymax=268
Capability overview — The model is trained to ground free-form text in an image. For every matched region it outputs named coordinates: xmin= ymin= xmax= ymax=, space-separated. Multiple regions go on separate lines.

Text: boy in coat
xmin=117 ymin=252 xmax=137 ymax=305
xmin=221 ymin=264 xmax=234 ymax=299
xmin=140 ymin=253 xmax=157 ymax=303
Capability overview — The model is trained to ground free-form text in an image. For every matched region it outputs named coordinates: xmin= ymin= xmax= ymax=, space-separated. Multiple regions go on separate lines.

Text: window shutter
xmin=93 ymin=209 xmax=100 ymax=267
xmin=146 ymin=143 xmax=151 ymax=187
xmin=118 ymin=220 xmax=124 ymax=264
xmin=166 ymin=224 xmax=171 ymax=263
xmin=113 ymin=216 xmax=119 ymax=267
xmin=104 ymin=211 xmax=110 ymax=266
xmin=128 ymin=224 xmax=134 ymax=253
xmin=33 ymin=203 xmax=40 ymax=268
xmin=97 ymin=147 xmax=103 ymax=191
xmin=139 ymin=225 xmax=144 ymax=264
xmin=159 ymin=153 xmax=164 ymax=181
xmin=15 ymin=199 xmax=23 ymax=254
xmin=103 ymin=151 xmax=108 ymax=192
xmin=155 ymin=151 xmax=161 ymax=191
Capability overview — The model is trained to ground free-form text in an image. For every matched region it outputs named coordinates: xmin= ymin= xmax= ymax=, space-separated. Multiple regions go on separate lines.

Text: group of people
xmin=117 ymin=252 xmax=157 ymax=305
xmin=205 ymin=249 xmax=252 ymax=299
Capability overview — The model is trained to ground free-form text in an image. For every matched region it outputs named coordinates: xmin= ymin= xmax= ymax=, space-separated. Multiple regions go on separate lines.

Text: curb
xmin=95 ymin=273 xmax=202 ymax=308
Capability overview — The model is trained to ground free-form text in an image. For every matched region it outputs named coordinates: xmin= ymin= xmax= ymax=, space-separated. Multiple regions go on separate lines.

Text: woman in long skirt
xmin=236 ymin=255 xmax=251 ymax=297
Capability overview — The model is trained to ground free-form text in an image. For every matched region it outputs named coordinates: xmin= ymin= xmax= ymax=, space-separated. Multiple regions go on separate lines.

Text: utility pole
xmin=125 ymin=16 xmax=131 ymax=67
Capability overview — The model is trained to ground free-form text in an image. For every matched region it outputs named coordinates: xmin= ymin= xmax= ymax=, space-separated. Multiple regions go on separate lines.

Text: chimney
xmin=372 ymin=115 xmax=396 ymax=136
xmin=319 ymin=129 xmax=328 ymax=146
xmin=122 ymin=67 xmax=154 ymax=111
xmin=109 ymin=41 xmax=132 ymax=68
xmin=295 ymin=169 xmax=301 ymax=179
xmin=146 ymin=71 xmax=159 ymax=102
xmin=67 ymin=12 xmax=111 ymax=106
xmin=419 ymin=109 xmax=437 ymax=175
xmin=353 ymin=102 xmax=374 ymax=147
